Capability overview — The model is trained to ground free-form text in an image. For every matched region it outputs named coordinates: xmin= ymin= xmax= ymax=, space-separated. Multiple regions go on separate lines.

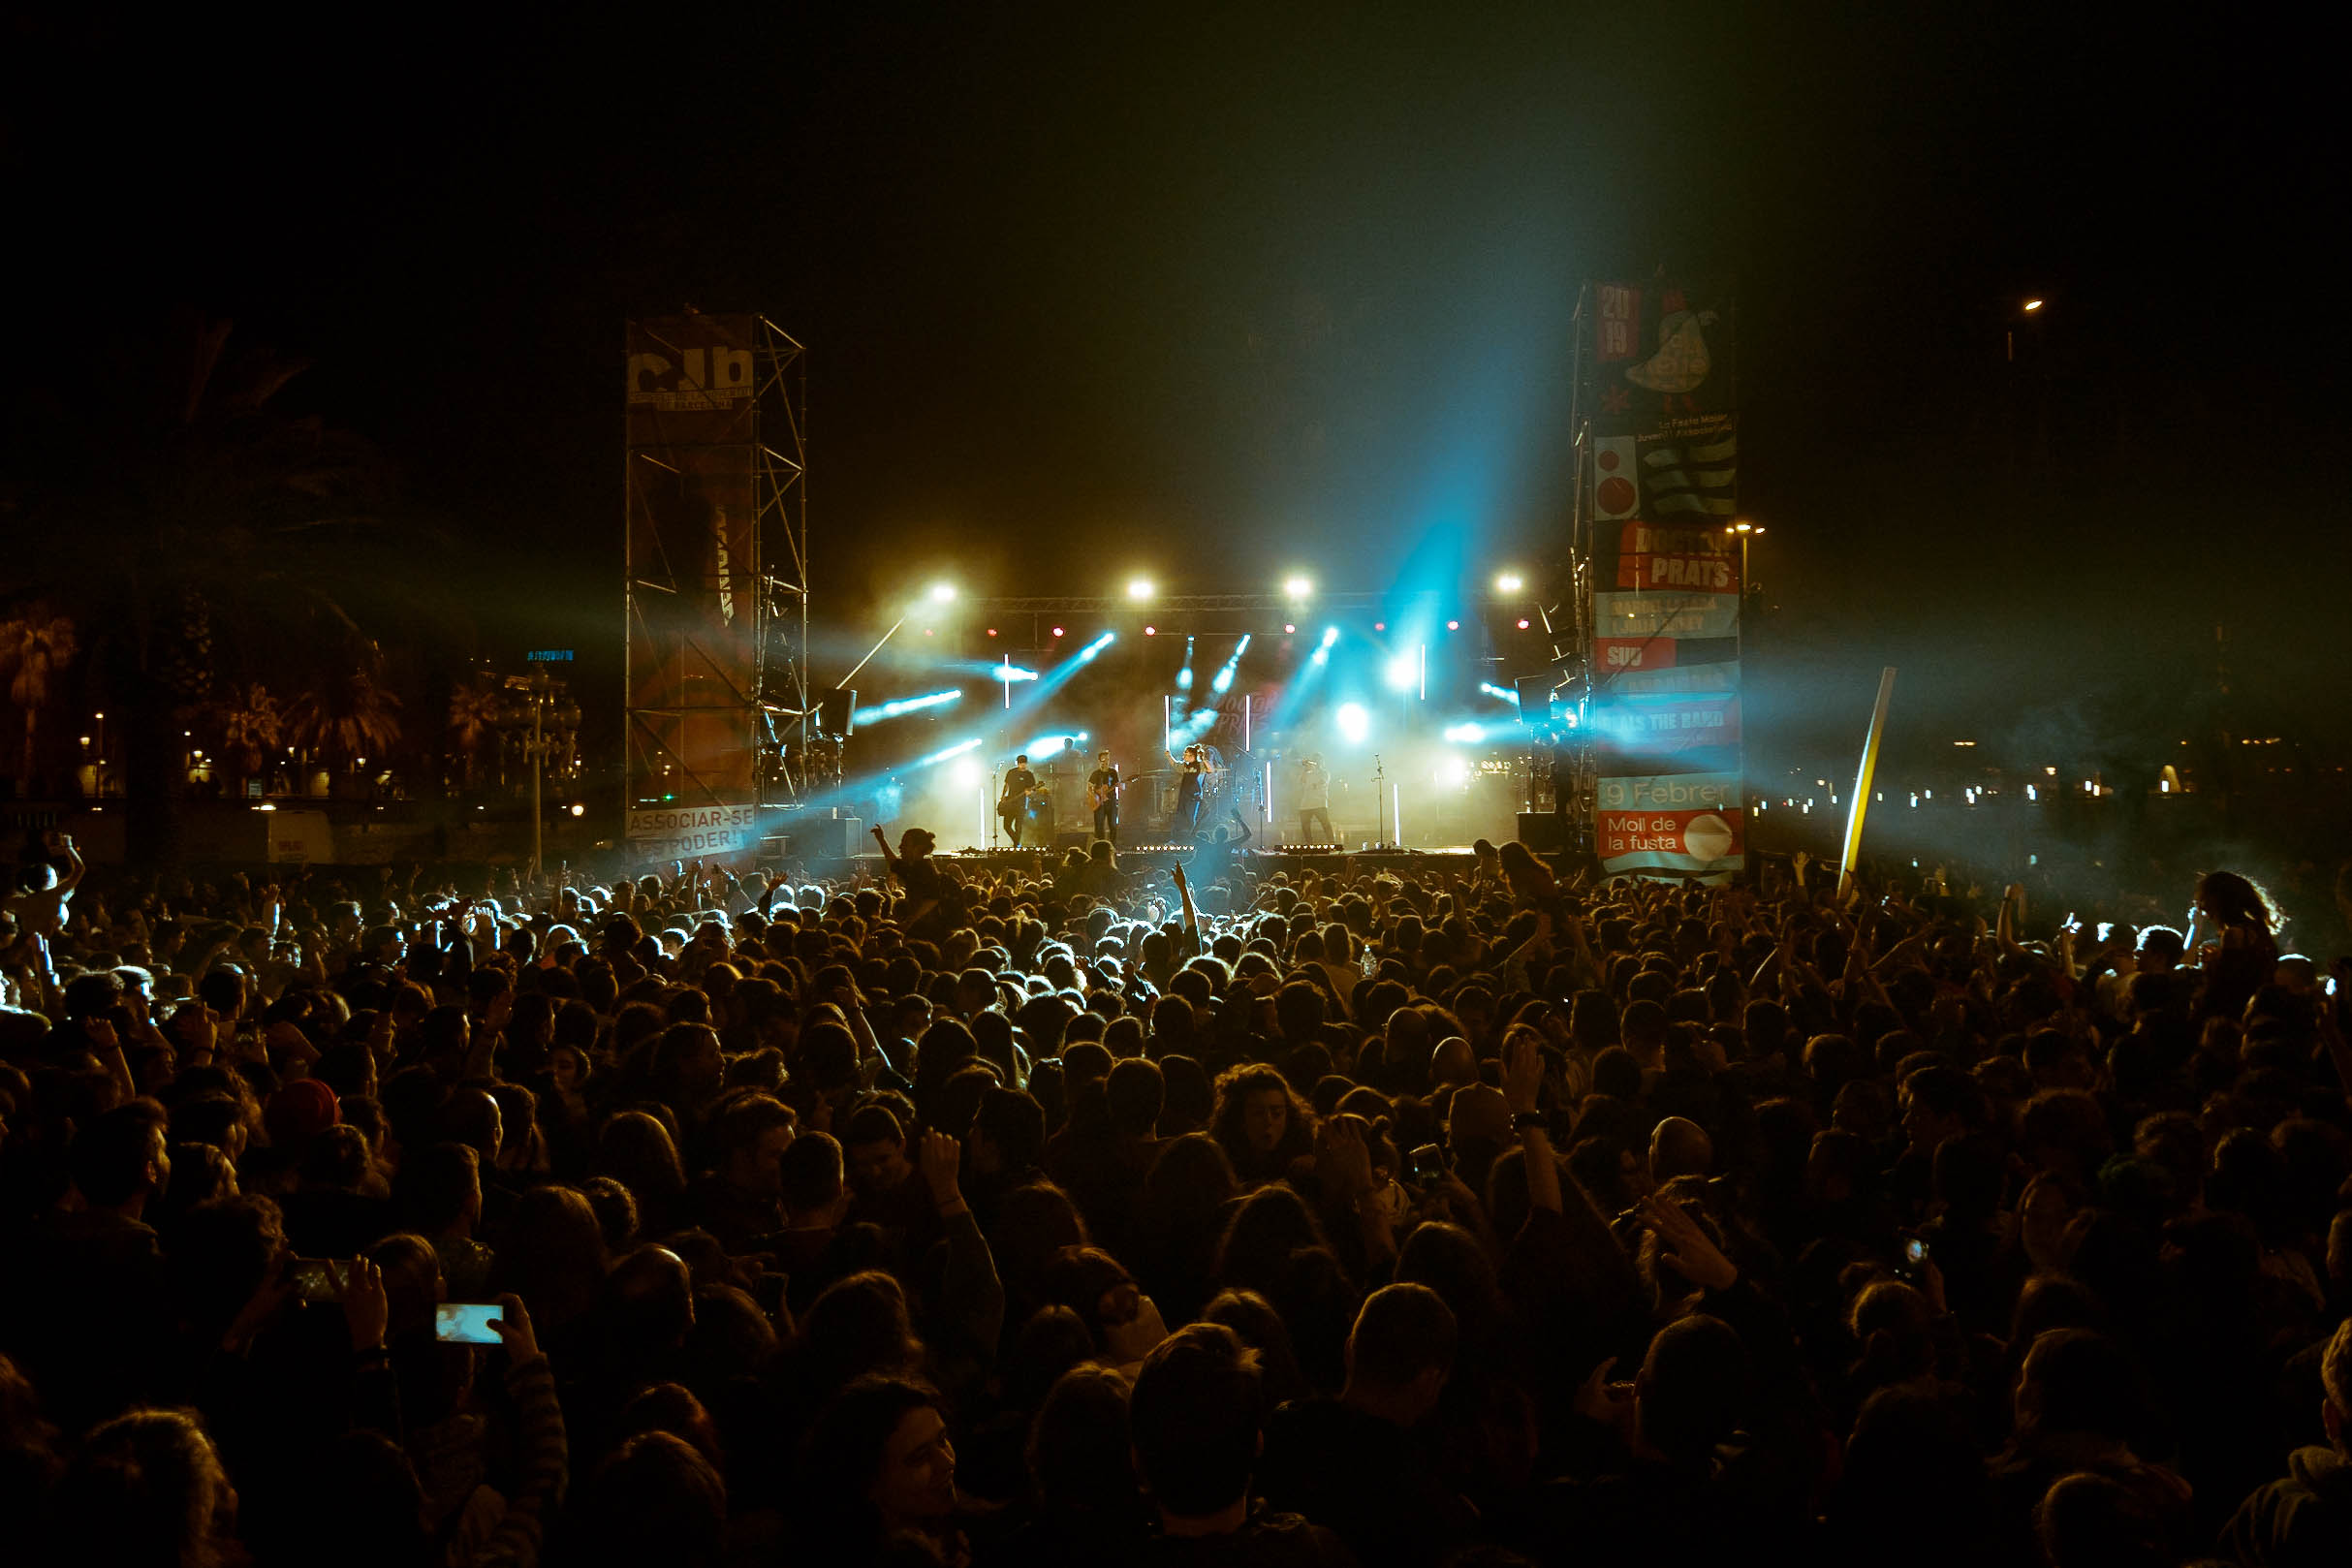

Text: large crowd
xmin=2 ymin=823 xmax=2350 ymax=1567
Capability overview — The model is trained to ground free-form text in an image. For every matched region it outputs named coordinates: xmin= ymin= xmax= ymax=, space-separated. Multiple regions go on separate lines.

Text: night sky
xmin=10 ymin=6 xmax=2345 ymax=772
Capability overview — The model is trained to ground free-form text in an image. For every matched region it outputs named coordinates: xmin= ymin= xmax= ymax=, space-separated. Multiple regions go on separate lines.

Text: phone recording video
xmin=289 ymin=1257 xmax=356 ymax=1303
xmin=1408 ymin=1142 xmax=1447 ymax=1188
xmin=434 ymin=1302 xmax=504 ymax=1345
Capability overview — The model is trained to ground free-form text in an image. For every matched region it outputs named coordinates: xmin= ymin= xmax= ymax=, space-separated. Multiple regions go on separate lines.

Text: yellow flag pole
xmin=1837 ymin=668 xmax=1897 ymax=894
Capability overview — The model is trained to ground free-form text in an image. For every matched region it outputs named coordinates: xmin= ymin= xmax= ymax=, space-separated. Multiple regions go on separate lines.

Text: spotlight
xmin=1319 ymin=627 xmax=1339 ymax=648
xmin=1335 ymin=703 xmax=1370 ymax=744
xmin=927 ymin=582 xmax=956 ymax=604
xmin=987 ymin=627 xmax=998 ymax=637
xmin=1433 ymin=756 xmax=1468 ymax=787
xmin=1517 ymin=618 xmax=1530 ymax=630
xmin=951 ymin=757 xmax=984 ymax=786
xmin=1282 ymin=574 xmax=1312 ymax=601
xmin=1494 ymin=572 xmax=1523 ymax=593
xmin=1145 ymin=625 xmax=1157 ymax=636
xmin=1442 ymin=723 xmax=1485 ymax=744
xmin=1051 ymin=625 xmax=1066 ymax=639
xmin=1445 ymin=619 xmax=1459 ymax=632
xmin=568 ymin=802 xmax=585 ymax=817
xmin=1383 ymin=652 xmax=1418 ymax=692
xmin=1126 ymin=577 xmax=1154 ymax=602
xmin=1283 ymin=623 xmax=1296 ymax=634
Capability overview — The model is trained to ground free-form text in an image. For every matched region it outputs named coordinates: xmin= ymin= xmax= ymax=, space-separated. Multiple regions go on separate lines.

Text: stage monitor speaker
xmin=1053 ymin=831 xmax=1092 ymax=852
xmin=1515 ymin=675 xmax=1555 ymax=723
xmin=793 ymin=815 xmax=863 ymax=860
xmin=817 ymin=689 xmax=857 ymax=737
xmin=1516 ymin=811 xmax=1566 ymax=852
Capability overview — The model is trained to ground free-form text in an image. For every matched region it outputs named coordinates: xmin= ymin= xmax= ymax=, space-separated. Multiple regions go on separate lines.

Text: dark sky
xmin=10 ymin=5 xmax=2345 ymax=768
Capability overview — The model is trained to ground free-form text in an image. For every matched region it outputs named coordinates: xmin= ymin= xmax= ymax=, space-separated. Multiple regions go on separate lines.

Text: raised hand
xmin=489 ymin=1293 xmax=540 ymax=1363
xmin=331 ymin=1257 xmax=389 ymax=1351
xmin=1640 ymin=1194 xmax=1739 ymax=1292
xmin=1502 ymin=1028 xmax=1544 ymax=1116
xmin=919 ymin=1130 xmax=964 ymax=1209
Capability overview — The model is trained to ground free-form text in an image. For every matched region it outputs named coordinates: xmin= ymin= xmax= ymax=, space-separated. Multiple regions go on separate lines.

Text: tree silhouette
xmin=0 ymin=606 xmax=78 ymax=793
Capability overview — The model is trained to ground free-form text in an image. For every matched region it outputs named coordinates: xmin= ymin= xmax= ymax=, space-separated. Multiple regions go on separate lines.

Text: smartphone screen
xmin=1408 ymin=1143 xmax=1446 ymax=1187
xmin=434 ymin=1302 xmax=504 ymax=1345
xmin=289 ymin=1258 xmax=349 ymax=1303
xmin=1903 ymin=1238 xmax=1929 ymax=1269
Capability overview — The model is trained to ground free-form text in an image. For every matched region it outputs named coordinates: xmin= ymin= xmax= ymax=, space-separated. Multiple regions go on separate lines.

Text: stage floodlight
xmin=1335 ymin=703 xmax=1371 ymax=744
xmin=1051 ymin=625 xmax=1066 ymax=639
xmin=1442 ymin=723 xmax=1485 ymax=744
xmin=1494 ymin=572 xmax=1523 ymax=593
xmin=1283 ymin=623 xmax=1296 ymax=634
xmin=1126 ymin=577 xmax=1154 ymax=602
xmin=1282 ymin=574 xmax=1312 ymax=601
xmin=569 ymin=802 xmax=585 ymax=817
xmin=927 ymin=582 xmax=956 ymax=604
xmin=1144 ymin=624 xmax=1157 ymax=636
xmin=1517 ymin=617 xmax=1531 ymax=629
xmin=951 ymin=757 xmax=984 ymax=787
xmin=1383 ymin=652 xmax=1418 ymax=692
xmin=1434 ymin=756 xmax=1468 ymax=787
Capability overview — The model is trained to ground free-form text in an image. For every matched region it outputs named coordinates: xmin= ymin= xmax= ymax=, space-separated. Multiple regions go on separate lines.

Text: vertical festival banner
xmin=1587 ymin=281 xmax=1744 ymax=879
xmin=626 ymin=316 xmax=764 ymax=853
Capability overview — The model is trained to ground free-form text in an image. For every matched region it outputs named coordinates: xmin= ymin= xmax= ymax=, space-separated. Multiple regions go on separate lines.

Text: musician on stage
xmin=1296 ymin=754 xmax=1334 ymax=844
xmin=1173 ymin=743 xmax=1208 ymax=835
xmin=1086 ymin=749 xmax=1122 ymax=844
xmin=998 ymin=753 xmax=1041 ymax=846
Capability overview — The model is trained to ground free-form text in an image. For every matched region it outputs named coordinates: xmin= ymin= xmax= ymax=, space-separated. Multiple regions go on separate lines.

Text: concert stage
xmin=823 ymin=847 xmax=1506 ymax=881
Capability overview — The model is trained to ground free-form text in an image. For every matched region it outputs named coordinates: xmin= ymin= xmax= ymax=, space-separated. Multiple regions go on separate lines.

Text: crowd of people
xmin=2 ymin=822 xmax=2350 ymax=1567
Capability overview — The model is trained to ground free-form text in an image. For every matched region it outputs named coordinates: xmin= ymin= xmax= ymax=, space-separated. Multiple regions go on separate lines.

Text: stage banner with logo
xmin=627 ymin=315 xmax=764 ymax=810
xmin=1585 ymin=279 xmax=1743 ymax=878
xmin=1595 ymin=771 xmax=1745 ymax=879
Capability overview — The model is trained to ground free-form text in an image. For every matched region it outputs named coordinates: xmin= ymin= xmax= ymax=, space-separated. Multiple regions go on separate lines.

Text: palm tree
xmin=209 ymin=684 xmax=283 ymax=794
xmin=2 ymin=315 xmax=455 ymax=859
xmin=0 ymin=606 xmax=79 ymax=793
xmin=287 ymin=663 xmax=403 ymax=790
xmin=447 ymin=674 xmax=504 ymax=790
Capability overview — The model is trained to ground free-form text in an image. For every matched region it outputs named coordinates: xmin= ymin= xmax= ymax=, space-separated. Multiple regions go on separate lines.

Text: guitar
xmin=1088 ymin=772 xmax=1121 ymax=811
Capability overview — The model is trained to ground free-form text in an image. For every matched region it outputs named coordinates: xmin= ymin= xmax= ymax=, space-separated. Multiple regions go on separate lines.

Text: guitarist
xmin=1086 ymin=749 xmax=1122 ymax=845
xmin=997 ymin=754 xmax=1040 ymax=846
